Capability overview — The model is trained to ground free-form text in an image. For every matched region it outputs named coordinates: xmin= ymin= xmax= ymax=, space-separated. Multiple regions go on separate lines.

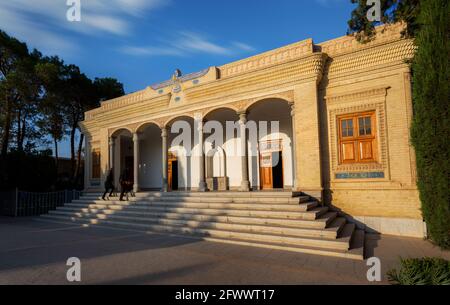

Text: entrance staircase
xmin=37 ymin=191 xmax=365 ymax=260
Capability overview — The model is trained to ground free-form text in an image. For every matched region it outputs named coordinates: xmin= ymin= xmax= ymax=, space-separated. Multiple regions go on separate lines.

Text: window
xmin=338 ymin=111 xmax=377 ymax=164
xmin=92 ymin=149 xmax=101 ymax=179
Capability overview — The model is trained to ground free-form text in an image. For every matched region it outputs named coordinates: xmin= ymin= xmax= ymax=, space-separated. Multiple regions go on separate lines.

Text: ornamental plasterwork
xmin=327 ymin=87 xmax=389 ymax=178
xmin=219 ymin=39 xmax=313 ymax=78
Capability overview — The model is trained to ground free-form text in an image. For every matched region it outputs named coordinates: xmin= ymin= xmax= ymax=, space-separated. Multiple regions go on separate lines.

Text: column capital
xmin=289 ymin=102 xmax=296 ymax=117
xmin=161 ymin=127 xmax=168 ymax=137
xmin=109 ymin=136 xmax=116 ymax=146
xmin=237 ymin=110 xmax=248 ymax=124
xmin=132 ymin=132 xmax=141 ymax=142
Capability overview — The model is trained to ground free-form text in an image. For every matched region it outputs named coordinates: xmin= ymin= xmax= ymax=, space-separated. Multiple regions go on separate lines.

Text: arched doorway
xmin=165 ymin=115 xmax=196 ymax=191
xmin=204 ymin=107 xmax=240 ymax=191
xmin=110 ymin=128 xmax=133 ymax=189
xmin=136 ymin=123 xmax=162 ymax=191
xmin=247 ymin=98 xmax=294 ymax=190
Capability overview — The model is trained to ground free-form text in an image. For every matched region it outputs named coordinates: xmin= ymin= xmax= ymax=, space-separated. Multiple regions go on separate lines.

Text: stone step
xmin=39 ymin=214 xmax=352 ymax=251
xmin=71 ymin=199 xmax=319 ymax=213
xmin=85 ymin=191 xmax=302 ymax=198
xmin=79 ymin=195 xmax=310 ymax=204
xmin=48 ymin=208 xmax=346 ymax=239
xmin=55 ymin=206 xmax=337 ymax=229
xmin=65 ymin=202 xmax=328 ymax=220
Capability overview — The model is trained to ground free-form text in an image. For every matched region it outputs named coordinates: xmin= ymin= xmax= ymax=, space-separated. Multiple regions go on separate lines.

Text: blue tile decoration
xmin=335 ymin=172 xmax=384 ymax=179
xmin=158 ymin=89 xmax=164 ymax=94
xmin=175 ymin=97 xmax=181 ymax=102
xmin=193 ymin=79 xmax=200 ymax=85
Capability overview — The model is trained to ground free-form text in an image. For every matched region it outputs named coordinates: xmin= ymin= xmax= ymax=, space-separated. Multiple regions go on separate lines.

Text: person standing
xmin=102 ymin=168 xmax=115 ymax=200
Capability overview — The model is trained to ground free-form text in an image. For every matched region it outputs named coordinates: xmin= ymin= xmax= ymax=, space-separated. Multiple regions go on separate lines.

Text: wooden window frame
xmin=338 ymin=111 xmax=377 ymax=164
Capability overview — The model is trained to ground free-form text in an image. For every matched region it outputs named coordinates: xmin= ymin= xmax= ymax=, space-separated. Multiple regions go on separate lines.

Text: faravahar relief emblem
xmin=172 ymin=69 xmax=182 ymax=94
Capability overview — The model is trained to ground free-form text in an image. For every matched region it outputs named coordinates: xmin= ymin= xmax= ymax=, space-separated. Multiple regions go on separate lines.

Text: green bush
xmin=387 ymin=257 xmax=450 ymax=285
xmin=410 ymin=0 xmax=450 ymax=248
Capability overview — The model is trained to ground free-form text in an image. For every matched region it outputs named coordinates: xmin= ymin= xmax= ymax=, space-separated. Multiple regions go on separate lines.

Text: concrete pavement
xmin=0 ymin=217 xmax=448 ymax=285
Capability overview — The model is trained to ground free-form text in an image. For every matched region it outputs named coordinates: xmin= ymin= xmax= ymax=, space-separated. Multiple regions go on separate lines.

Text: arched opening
xmin=204 ymin=107 xmax=240 ymax=191
xmin=247 ymin=98 xmax=294 ymax=190
xmin=136 ymin=123 xmax=162 ymax=191
xmin=111 ymin=128 xmax=133 ymax=189
xmin=166 ymin=115 xmax=196 ymax=191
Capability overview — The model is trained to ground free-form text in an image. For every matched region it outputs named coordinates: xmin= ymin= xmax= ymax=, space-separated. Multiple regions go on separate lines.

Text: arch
xmin=135 ymin=121 xmax=162 ymax=133
xmin=163 ymin=113 xmax=196 ymax=128
xmin=110 ymin=127 xmax=133 ymax=138
xmin=203 ymin=105 xmax=239 ymax=120
xmin=245 ymin=97 xmax=292 ymax=114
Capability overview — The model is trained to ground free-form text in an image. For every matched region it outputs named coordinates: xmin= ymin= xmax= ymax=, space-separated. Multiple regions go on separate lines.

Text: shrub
xmin=410 ymin=0 xmax=450 ymax=248
xmin=387 ymin=257 xmax=450 ymax=285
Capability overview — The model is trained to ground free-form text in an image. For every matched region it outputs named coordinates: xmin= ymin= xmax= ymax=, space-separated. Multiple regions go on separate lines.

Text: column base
xmin=162 ymin=181 xmax=169 ymax=192
xmin=198 ymin=181 xmax=208 ymax=192
xmin=133 ymin=184 xmax=139 ymax=193
xmin=239 ymin=181 xmax=251 ymax=192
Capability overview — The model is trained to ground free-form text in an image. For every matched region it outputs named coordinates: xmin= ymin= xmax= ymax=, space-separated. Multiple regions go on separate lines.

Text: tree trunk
xmin=74 ymin=132 xmax=84 ymax=187
xmin=54 ymin=137 xmax=59 ymax=175
xmin=1 ymin=96 xmax=13 ymax=157
xmin=70 ymin=123 xmax=76 ymax=179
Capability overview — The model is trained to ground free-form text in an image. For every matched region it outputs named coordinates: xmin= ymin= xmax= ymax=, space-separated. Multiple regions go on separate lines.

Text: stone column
xmin=161 ymin=127 xmax=169 ymax=192
xmin=238 ymin=111 xmax=251 ymax=191
xmin=289 ymin=102 xmax=299 ymax=191
xmin=84 ymin=138 xmax=91 ymax=190
xmin=133 ymin=132 xmax=140 ymax=193
xmin=198 ymin=119 xmax=207 ymax=192
xmin=108 ymin=136 xmax=115 ymax=170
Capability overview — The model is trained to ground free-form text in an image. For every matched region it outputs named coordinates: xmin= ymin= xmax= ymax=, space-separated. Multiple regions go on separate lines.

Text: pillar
xmin=108 ymin=136 xmax=115 ymax=170
xmin=238 ymin=111 xmax=251 ymax=191
xmin=84 ymin=138 xmax=90 ymax=190
xmin=161 ymin=127 xmax=169 ymax=192
xmin=289 ymin=102 xmax=299 ymax=191
xmin=133 ymin=132 xmax=140 ymax=193
xmin=198 ymin=119 xmax=207 ymax=192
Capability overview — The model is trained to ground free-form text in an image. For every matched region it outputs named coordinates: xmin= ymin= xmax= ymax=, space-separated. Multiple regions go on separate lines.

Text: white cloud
xmin=177 ymin=32 xmax=231 ymax=55
xmin=119 ymin=46 xmax=183 ymax=57
xmin=0 ymin=5 xmax=76 ymax=55
xmin=120 ymin=32 xmax=256 ymax=57
xmin=232 ymin=42 xmax=255 ymax=52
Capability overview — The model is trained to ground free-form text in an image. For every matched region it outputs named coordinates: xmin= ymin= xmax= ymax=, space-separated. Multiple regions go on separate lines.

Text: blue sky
xmin=0 ymin=0 xmax=355 ymax=157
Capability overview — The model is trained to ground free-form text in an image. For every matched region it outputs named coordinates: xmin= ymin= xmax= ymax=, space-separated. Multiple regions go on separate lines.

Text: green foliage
xmin=387 ymin=257 xmax=450 ymax=285
xmin=1 ymin=28 xmax=125 ymax=188
xmin=348 ymin=0 xmax=420 ymax=42
xmin=410 ymin=0 xmax=450 ymax=249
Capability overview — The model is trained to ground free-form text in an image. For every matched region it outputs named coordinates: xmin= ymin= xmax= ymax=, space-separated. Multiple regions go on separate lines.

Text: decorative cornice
xmin=325 ymin=86 xmax=390 ymax=104
xmin=318 ymin=23 xmax=406 ymax=57
xmin=186 ymin=53 xmax=324 ymax=103
xmin=219 ymin=39 xmax=313 ymax=79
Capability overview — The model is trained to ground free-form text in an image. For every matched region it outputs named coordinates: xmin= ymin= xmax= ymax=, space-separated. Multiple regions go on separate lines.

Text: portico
xmin=106 ymin=98 xmax=297 ymax=193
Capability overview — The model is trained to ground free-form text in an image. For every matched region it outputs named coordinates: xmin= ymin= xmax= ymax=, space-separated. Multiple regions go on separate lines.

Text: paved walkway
xmin=0 ymin=217 xmax=448 ymax=285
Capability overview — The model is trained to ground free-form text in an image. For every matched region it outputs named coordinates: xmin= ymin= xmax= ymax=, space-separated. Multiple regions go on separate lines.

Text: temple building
xmin=79 ymin=23 xmax=423 ymax=239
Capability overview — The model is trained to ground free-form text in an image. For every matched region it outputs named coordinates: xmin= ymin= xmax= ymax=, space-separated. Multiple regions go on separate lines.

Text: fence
xmin=0 ymin=189 xmax=82 ymax=217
